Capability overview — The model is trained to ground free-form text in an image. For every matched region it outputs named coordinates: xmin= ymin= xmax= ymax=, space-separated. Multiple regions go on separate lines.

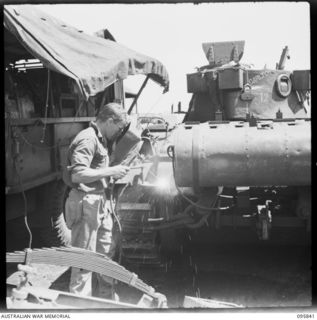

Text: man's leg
xmin=94 ymin=200 xmax=115 ymax=299
xmin=66 ymin=191 xmax=101 ymax=296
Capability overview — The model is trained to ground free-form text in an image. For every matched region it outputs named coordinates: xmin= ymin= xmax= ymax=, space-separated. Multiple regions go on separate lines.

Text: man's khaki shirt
xmin=63 ymin=122 xmax=109 ymax=191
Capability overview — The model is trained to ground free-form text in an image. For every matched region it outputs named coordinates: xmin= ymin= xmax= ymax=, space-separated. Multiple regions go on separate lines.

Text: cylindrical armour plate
xmin=174 ymin=121 xmax=311 ymax=187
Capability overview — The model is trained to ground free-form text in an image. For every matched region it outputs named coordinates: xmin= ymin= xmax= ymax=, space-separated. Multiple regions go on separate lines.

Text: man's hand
xmin=110 ymin=165 xmax=130 ymax=179
xmin=72 ymin=165 xmax=130 ymax=184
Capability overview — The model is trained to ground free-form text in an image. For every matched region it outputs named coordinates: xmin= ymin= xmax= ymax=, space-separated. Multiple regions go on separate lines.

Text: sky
xmin=36 ymin=2 xmax=310 ymax=114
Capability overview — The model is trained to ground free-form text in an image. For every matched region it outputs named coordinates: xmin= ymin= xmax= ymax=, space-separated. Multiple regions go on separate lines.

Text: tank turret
xmin=185 ymin=41 xmax=310 ymax=122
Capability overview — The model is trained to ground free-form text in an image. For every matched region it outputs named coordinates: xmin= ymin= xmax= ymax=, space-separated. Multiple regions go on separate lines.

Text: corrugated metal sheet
xmin=4 ymin=5 xmax=169 ymax=100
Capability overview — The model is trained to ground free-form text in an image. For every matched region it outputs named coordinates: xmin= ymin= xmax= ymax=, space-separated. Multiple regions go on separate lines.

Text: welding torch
xmin=108 ymin=163 xmax=148 ymax=231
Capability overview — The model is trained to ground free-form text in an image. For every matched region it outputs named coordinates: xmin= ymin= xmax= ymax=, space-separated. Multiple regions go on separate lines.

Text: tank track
xmin=116 ymin=185 xmax=162 ymax=267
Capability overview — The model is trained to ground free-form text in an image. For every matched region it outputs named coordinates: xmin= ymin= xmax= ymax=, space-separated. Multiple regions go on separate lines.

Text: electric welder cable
xmin=109 ymin=181 xmax=122 ymax=233
xmin=14 ymin=159 xmax=32 ymax=249
xmin=168 ymin=145 xmax=230 ymax=212
xmin=109 ymin=180 xmax=126 ymax=267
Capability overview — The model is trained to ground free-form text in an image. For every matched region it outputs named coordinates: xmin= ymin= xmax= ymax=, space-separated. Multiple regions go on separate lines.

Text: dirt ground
xmin=6 ymin=228 xmax=311 ymax=310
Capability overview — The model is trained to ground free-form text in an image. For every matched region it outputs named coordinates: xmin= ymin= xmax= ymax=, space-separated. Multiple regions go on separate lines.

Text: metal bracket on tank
xmin=240 ymin=84 xmax=255 ymax=101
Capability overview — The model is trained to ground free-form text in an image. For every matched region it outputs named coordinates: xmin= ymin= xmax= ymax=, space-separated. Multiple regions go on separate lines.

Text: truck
xmin=115 ymin=41 xmax=311 ymax=266
xmin=4 ymin=5 xmax=169 ymax=251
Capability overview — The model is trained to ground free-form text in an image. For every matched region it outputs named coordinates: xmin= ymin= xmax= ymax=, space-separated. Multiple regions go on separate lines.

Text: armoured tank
xmin=116 ymin=41 xmax=311 ymax=266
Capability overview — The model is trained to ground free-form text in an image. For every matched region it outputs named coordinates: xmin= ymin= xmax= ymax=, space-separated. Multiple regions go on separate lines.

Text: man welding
xmin=63 ymin=102 xmax=130 ymax=300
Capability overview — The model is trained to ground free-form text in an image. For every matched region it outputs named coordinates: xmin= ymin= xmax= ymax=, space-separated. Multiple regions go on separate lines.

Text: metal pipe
xmin=173 ymin=120 xmax=311 ymax=188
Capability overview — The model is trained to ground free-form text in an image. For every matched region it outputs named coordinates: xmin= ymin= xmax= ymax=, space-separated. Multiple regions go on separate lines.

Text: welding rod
xmin=129 ymin=164 xmax=148 ymax=170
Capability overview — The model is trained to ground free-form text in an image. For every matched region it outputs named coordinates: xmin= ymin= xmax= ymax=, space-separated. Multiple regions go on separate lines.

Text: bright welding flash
xmin=155 ymin=177 xmax=170 ymax=190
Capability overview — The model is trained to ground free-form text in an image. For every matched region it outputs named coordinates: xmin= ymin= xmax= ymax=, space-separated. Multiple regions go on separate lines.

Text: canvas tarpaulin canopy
xmin=4 ymin=5 xmax=169 ymax=100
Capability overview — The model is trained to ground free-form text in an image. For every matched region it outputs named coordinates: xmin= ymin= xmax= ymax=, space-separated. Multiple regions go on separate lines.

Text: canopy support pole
xmin=128 ymin=75 xmax=150 ymax=114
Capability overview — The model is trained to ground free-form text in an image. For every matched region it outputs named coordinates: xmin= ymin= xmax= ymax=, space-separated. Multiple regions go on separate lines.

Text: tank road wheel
xmin=35 ymin=181 xmax=71 ymax=247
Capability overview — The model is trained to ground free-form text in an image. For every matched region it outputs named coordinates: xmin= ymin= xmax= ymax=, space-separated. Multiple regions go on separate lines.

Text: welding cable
xmin=183 ymin=198 xmax=218 ymax=229
xmin=116 ymin=200 xmax=196 ymax=231
xmin=174 ymin=179 xmax=231 ymax=212
xmin=146 ymin=205 xmax=196 ymax=229
xmin=109 ymin=180 xmax=125 ymax=267
xmin=168 ymin=145 xmax=230 ymax=212
xmin=14 ymin=158 xmax=33 ymax=249
xmin=184 ymin=213 xmax=210 ymax=229
xmin=110 ymin=152 xmax=146 ymax=247
xmin=143 ymin=211 xmax=210 ymax=231
xmin=146 ymin=200 xmax=218 ymax=231
xmin=117 ymin=183 xmax=129 ymax=200
xmin=109 ymin=181 xmax=122 ymax=233
xmin=158 ymin=206 xmax=196 ymax=223
xmin=143 ymin=204 xmax=212 ymax=231
xmin=108 ymin=155 xmax=141 ymax=233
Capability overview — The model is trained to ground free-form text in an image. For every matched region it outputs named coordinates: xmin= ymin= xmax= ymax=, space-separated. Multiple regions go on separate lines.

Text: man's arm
xmin=71 ymin=165 xmax=129 ymax=184
xmin=69 ymin=136 xmax=129 ymax=185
